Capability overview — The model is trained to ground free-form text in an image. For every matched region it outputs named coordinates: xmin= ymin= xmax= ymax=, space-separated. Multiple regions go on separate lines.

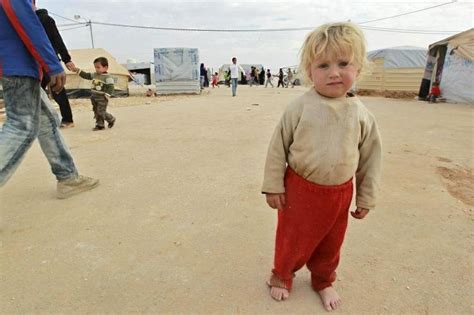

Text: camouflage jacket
xmin=78 ymin=71 xmax=115 ymax=96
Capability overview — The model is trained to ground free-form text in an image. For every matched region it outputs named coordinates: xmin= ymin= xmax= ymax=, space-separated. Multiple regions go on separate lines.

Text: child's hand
xmin=265 ymin=193 xmax=286 ymax=210
xmin=350 ymin=207 xmax=369 ymax=219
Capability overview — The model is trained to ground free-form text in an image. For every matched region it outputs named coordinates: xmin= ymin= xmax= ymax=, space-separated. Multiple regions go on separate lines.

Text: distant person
xmin=73 ymin=57 xmax=116 ymax=131
xmin=224 ymin=70 xmax=231 ymax=87
xmin=427 ymin=81 xmax=441 ymax=103
xmin=146 ymin=88 xmax=156 ymax=97
xmin=211 ymin=72 xmax=219 ymax=88
xmin=286 ymin=68 xmax=294 ymax=88
xmin=262 ymin=22 xmax=382 ymax=310
xmin=0 ymin=0 xmax=99 ymax=198
xmin=259 ymin=66 xmax=265 ymax=85
xmin=277 ymin=68 xmax=285 ymax=88
xmin=34 ymin=1 xmax=75 ymax=128
xmin=204 ymin=66 xmax=210 ymax=87
xmin=229 ymin=57 xmax=245 ymax=97
xmin=265 ymin=69 xmax=274 ymax=88
xmin=249 ymin=66 xmax=258 ymax=87
xmin=200 ymin=63 xmax=206 ymax=89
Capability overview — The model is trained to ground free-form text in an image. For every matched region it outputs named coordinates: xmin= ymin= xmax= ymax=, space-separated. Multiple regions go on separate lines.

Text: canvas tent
xmin=418 ymin=28 xmax=474 ymax=103
xmin=356 ymin=46 xmax=427 ymax=92
xmin=64 ymin=48 xmax=130 ymax=97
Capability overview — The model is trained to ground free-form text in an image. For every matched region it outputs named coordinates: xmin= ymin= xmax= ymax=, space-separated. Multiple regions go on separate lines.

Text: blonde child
xmin=262 ymin=22 xmax=382 ymax=311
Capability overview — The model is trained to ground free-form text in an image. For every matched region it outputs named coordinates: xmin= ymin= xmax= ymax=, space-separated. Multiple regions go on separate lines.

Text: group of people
xmin=2 ymin=1 xmax=383 ymax=312
xmin=200 ymin=62 xmax=297 ymax=93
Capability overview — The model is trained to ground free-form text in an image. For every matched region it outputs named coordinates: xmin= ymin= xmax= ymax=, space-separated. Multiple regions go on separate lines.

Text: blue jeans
xmin=200 ymin=75 xmax=205 ymax=89
xmin=231 ymin=78 xmax=238 ymax=96
xmin=0 ymin=77 xmax=77 ymax=186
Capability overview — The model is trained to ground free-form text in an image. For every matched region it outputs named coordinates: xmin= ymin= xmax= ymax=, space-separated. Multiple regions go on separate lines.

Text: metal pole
xmin=88 ymin=20 xmax=95 ymax=48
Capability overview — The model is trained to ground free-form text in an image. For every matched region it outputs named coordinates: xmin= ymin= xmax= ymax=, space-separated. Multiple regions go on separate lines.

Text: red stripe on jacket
xmin=2 ymin=0 xmax=50 ymax=76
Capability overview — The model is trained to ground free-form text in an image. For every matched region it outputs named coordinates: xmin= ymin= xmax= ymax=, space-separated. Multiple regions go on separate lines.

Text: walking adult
xmin=265 ymin=69 xmax=274 ymax=88
xmin=229 ymin=57 xmax=245 ymax=97
xmin=249 ymin=66 xmax=258 ymax=87
xmin=277 ymin=68 xmax=285 ymax=88
xmin=34 ymin=1 xmax=75 ymax=128
xmin=286 ymin=68 xmax=294 ymax=88
xmin=0 ymin=0 xmax=99 ymax=198
xmin=200 ymin=63 xmax=207 ymax=89
xmin=259 ymin=66 xmax=265 ymax=85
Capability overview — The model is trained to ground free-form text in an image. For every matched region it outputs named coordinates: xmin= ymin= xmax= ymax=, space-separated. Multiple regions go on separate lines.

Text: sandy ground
xmin=1 ymin=85 xmax=473 ymax=314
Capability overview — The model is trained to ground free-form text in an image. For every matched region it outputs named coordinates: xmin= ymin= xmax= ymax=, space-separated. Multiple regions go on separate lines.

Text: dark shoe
xmin=108 ymin=118 xmax=116 ymax=128
xmin=92 ymin=126 xmax=105 ymax=131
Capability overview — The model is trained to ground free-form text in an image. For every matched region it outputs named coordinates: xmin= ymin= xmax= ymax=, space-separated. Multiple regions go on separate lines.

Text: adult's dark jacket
xmin=35 ymin=8 xmax=71 ymax=64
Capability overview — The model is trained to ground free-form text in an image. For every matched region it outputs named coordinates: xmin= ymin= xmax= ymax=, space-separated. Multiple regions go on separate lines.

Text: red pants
xmin=271 ymin=167 xmax=353 ymax=291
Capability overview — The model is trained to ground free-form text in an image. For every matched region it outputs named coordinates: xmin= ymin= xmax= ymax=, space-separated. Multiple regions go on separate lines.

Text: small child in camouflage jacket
xmin=74 ymin=57 xmax=116 ymax=131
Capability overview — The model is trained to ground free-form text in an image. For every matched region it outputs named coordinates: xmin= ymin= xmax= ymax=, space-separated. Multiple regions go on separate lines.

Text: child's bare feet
xmin=266 ymin=277 xmax=290 ymax=301
xmin=269 ymin=285 xmax=289 ymax=301
xmin=317 ymin=286 xmax=341 ymax=311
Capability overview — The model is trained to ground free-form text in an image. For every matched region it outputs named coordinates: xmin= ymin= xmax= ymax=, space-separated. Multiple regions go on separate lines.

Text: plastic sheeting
xmin=440 ymin=45 xmax=474 ymax=103
xmin=154 ymin=48 xmax=199 ymax=82
xmin=367 ymin=46 xmax=427 ymax=68
xmin=154 ymin=48 xmax=200 ymax=94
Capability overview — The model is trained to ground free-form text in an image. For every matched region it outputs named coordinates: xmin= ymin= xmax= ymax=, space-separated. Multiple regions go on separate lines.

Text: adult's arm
xmin=39 ymin=13 xmax=71 ymax=64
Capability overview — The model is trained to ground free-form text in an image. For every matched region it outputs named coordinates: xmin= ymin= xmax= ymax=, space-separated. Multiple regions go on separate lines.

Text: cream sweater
xmin=262 ymin=88 xmax=382 ymax=209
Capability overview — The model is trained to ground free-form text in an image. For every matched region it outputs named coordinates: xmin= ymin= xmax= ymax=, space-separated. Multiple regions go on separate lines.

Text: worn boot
xmin=57 ymin=175 xmax=99 ymax=199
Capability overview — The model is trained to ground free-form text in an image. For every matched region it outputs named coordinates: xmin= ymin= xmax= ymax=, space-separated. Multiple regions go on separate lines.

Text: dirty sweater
xmin=262 ymin=88 xmax=382 ymax=209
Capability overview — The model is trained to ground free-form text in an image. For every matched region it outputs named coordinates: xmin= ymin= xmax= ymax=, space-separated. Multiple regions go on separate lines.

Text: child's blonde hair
xmin=298 ymin=22 xmax=368 ymax=85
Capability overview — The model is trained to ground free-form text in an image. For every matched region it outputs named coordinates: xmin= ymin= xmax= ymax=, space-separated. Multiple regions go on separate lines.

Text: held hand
xmin=49 ymin=71 xmax=66 ymax=94
xmin=350 ymin=207 xmax=369 ymax=219
xmin=65 ymin=61 xmax=76 ymax=72
xmin=265 ymin=193 xmax=286 ymax=210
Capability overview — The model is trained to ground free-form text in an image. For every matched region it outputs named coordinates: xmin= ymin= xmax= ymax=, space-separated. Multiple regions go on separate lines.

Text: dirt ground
xmin=1 ymin=85 xmax=473 ymax=314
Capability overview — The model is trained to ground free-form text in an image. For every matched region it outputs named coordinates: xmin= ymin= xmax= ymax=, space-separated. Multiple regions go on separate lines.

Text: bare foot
xmin=317 ymin=286 xmax=341 ymax=311
xmin=266 ymin=280 xmax=289 ymax=301
xmin=270 ymin=286 xmax=289 ymax=301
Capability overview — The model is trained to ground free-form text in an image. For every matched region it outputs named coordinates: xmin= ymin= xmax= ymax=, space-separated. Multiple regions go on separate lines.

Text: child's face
xmin=309 ymin=53 xmax=358 ymax=98
xmin=94 ymin=63 xmax=108 ymax=74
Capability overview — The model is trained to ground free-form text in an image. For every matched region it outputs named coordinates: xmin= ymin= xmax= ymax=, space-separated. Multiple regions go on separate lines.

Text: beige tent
xmin=65 ymin=48 xmax=130 ymax=95
xmin=418 ymin=28 xmax=474 ymax=103
xmin=357 ymin=46 xmax=427 ymax=92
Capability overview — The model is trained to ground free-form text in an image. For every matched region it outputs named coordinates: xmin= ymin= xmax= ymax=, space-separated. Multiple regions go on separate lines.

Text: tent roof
xmin=367 ymin=46 xmax=427 ymax=68
xmin=428 ymin=28 xmax=474 ymax=61
xmin=65 ymin=48 xmax=130 ymax=76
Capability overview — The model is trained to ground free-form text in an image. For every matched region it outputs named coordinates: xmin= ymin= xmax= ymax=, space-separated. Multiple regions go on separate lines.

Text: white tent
xmin=419 ymin=28 xmax=474 ymax=103
xmin=357 ymin=46 xmax=427 ymax=92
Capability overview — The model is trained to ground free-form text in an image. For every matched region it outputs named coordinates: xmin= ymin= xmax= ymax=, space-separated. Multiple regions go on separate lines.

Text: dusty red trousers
xmin=271 ymin=167 xmax=353 ymax=291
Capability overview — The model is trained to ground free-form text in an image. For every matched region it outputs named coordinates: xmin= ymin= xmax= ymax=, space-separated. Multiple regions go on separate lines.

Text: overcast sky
xmin=40 ymin=0 xmax=473 ymax=71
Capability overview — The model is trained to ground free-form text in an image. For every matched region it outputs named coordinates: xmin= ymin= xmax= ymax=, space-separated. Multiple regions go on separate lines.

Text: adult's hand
xmin=49 ymin=71 xmax=66 ymax=94
xmin=65 ymin=61 xmax=76 ymax=72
